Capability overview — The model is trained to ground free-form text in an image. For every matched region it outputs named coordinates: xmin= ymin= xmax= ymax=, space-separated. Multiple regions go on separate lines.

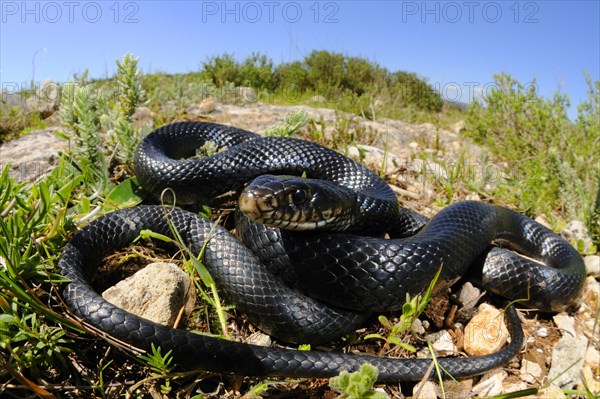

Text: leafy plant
xmin=138 ymin=343 xmax=175 ymax=394
xmin=264 ymin=109 xmax=309 ymax=137
xmin=58 ymin=82 xmax=109 ymax=193
xmin=364 ymin=265 xmax=442 ymax=353
xmin=329 ymin=363 xmax=386 ymax=399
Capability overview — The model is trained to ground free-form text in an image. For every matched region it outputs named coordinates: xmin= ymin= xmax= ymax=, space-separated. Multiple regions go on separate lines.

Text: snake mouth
xmin=238 ymin=175 xmax=346 ymax=230
xmin=239 ymin=188 xmax=335 ymax=230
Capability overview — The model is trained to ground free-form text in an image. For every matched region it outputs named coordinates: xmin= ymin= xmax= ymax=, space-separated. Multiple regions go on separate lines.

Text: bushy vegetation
xmin=464 ymin=73 xmax=599 ymax=246
xmin=198 ymin=50 xmax=443 ymax=119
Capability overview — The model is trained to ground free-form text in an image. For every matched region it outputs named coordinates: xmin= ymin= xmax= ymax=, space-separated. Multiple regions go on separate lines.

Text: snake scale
xmin=58 ymin=121 xmax=586 ymax=381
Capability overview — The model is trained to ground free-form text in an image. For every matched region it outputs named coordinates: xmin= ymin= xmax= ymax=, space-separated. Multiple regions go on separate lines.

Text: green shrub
xmin=464 ymin=73 xmax=599 ymax=245
xmin=201 ymin=53 xmax=239 ymax=87
xmin=238 ymin=52 xmax=275 ymax=90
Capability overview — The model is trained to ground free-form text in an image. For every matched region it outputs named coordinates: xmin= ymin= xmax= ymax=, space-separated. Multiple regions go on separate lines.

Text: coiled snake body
xmin=58 ymin=122 xmax=586 ymax=381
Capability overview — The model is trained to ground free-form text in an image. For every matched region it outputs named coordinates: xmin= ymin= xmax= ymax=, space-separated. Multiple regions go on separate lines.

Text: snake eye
xmin=291 ymin=189 xmax=308 ymax=205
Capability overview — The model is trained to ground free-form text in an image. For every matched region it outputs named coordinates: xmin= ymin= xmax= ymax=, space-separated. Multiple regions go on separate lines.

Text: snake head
xmin=239 ymin=174 xmax=357 ymax=230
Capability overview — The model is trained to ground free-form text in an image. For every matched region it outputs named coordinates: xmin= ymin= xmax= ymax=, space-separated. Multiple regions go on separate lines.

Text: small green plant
xmin=138 ymin=343 xmax=175 ymax=394
xmin=306 ymin=112 xmax=380 ymax=152
xmin=58 ymin=82 xmax=109 ymax=193
xmin=364 ymin=265 xmax=442 ymax=353
xmin=329 ymin=363 xmax=386 ymax=399
xmin=264 ymin=109 xmax=309 ymax=137
xmin=116 ymin=52 xmax=146 ymax=119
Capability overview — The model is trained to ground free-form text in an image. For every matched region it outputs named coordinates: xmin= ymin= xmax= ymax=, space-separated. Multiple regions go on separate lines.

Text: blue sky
xmin=1 ymin=1 xmax=599 ymax=114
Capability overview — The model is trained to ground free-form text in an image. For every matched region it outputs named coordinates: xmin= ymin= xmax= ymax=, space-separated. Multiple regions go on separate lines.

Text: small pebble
xmin=584 ymin=255 xmax=600 ymax=276
xmin=472 ymin=370 xmax=507 ymax=397
xmin=426 ymin=330 xmax=457 ymax=354
xmin=520 ymin=359 xmax=544 ymax=384
xmin=412 ymin=380 xmax=437 ymax=399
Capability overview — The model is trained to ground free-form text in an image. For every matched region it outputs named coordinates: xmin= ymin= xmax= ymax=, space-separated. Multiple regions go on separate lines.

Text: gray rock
xmin=132 ymin=107 xmax=155 ymax=130
xmin=426 ymin=329 xmax=457 ymax=354
xmin=560 ymin=221 xmax=593 ymax=254
xmin=26 ymin=79 xmax=59 ymax=118
xmin=456 ymin=282 xmax=483 ymax=309
xmin=547 ymin=331 xmax=588 ymax=388
xmin=450 ymin=120 xmax=465 ymax=135
xmin=582 ymin=276 xmax=599 ymax=311
xmin=185 ymin=97 xmax=216 ymax=118
xmin=0 ymin=127 xmax=67 ymax=181
xmin=311 ymin=95 xmax=327 ymax=103
xmin=1 ymin=91 xmax=25 ymax=109
xmin=236 ymin=87 xmax=257 ymax=103
xmin=102 ymin=262 xmax=193 ymax=327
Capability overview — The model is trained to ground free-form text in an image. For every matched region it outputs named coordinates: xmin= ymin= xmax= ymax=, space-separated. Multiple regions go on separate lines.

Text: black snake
xmin=58 ymin=122 xmax=586 ymax=381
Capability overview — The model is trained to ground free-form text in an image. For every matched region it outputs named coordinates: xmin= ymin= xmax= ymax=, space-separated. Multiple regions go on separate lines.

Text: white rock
xmin=413 ymin=380 xmax=438 ymax=399
xmin=547 ymin=331 xmax=588 ymax=388
xmin=102 ymin=262 xmax=192 ymax=327
xmin=246 ymin=331 xmax=271 ymax=347
xmin=536 ymin=327 xmax=548 ymax=338
xmin=450 ymin=120 xmax=465 ymax=135
xmin=236 ymin=86 xmax=257 ymax=103
xmin=472 ymin=369 xmax=507 ymax=397
xmin=584 ymin=345 xmax=600 ymax=368
xmin=464 ymin=193 xmax=481 ymax=202
xmin=582 ymin=276 xmax=600 ymax=311
xmin=0 ymin=127 xmax=67 ymax=181
xmin=456 ymin=282 xmax=482 ymax=309
xmin=463 ymin=303 xmax=509 ymax=356
xmin=411 ymin=318 xmax=425 ymax=335
xmin=584 ymin=255 xmax=600 ymax=277
xmin=519 ymin=359 xmax=544 ymax=384
xmin=552 ymin=313 xmax=576 ymax=337
xmin=26 ymin=79 xmax=59 ymax=117
xmin=534 ymin=215 xmax=551 ymax=228
xmin=426 ymin=330 xmax=457 ymax=354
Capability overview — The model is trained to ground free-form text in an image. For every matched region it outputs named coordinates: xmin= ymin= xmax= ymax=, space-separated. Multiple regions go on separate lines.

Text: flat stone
xmin=552 ymin=313 xmax=576 ymax=337
xmin=0 ymin=127 xmax=67 ymax=181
